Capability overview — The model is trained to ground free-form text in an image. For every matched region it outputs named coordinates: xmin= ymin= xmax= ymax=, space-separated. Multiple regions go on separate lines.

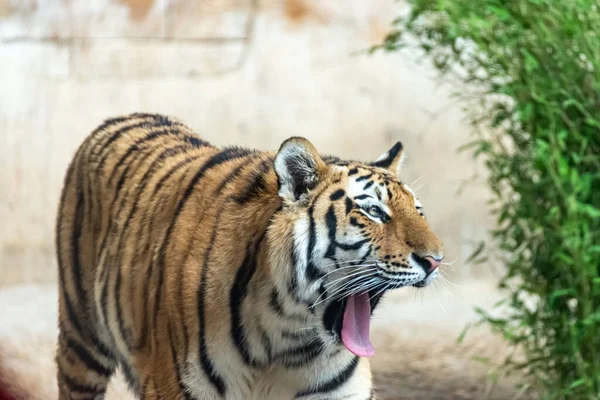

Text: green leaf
xmin=549 ymin=289 xmax=572 ymax=307
xmin=568 ymin=379 xmax=587 ymax=389
xmin=457 ymin=322 xmax=472 ymax=344
xmin=582 ymin=312 xmax=600 ymax=326
xmin=520 ymin=49 xmax=539 ymax=72
xmin=464 ymin=241 xmax=486 ymax=265
xmin=472 ymin=356 xmax=490 ymax=365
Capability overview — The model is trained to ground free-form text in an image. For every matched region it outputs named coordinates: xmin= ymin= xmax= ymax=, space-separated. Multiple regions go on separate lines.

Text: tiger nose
xmin=412 ymin=254 xmax=442 ymax=274
xmin=423 ymin=256 xmax=442 ymax=272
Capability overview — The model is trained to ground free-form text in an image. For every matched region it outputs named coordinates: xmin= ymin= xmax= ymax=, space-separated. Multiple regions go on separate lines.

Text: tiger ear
xmin=274 ymin=137 xmax=326 ymax=202
xmin=370 ymin=141 xmax=405 ymax=176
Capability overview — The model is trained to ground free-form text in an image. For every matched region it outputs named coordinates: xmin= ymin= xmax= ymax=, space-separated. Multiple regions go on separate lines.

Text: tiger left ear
xmin=370 ymin=141 xmax=405 ymax=176
xmin=274 ymin=137 xmax=327 ymax=203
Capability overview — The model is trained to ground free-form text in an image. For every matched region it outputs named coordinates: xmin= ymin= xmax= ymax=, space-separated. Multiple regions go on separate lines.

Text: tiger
xmin=55 ymin=113 xmax=444 ymax=400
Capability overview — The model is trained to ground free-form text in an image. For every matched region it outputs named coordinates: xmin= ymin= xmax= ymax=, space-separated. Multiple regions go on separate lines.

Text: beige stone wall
xmin=0 ymin=0 xmax=494 ymax=286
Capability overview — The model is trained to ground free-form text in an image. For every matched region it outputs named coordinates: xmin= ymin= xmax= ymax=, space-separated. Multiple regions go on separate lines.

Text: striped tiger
xmin=55 ymin=113 xmax=444 ymax=400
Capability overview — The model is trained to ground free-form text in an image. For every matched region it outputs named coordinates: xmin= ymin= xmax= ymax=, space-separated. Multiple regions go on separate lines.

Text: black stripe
xmin=96 ymin=146 xmax=154 ymax=256
xmin=288 ymin=245 xmax=301 ymax=303
xmin=96 ymin=121 xmax=159 ymax=169
xmin=60 ymin=371 xmax=105 ymax=396
xmin=214 ymin=156 xmax=258 ymax=195
xmin=174 ymin=148 xmax=253 ymax=201
xmin=71 ymin=161 xmax=87 ymax=312
xmin=325 ymin=205 xmax=337 ymax=243
xmin=322 ymin=155 xmax=340 ymax=163
xmin=350 ymin=217 xmax=366 ymax=229
xmin=326 ymin=206 xmax=369 ymax=251
xmin=324 ymin=241 xmax=336 ymax=260
xmin=198 ymin=214 xmax=227 ymax=395
xmin=274 ymin=338 xmax=324 ymax=368
xmin=336 ymin=238 xmax=370 ymax=251
xmin=83 ymin=139 xmax=97 ymax=231
xmin=281 ymin=328 xmax=315 ymax=341
xmin=105 ymin=128 xmax=172 ymax=185
xmin=295 ymin=356 xmax=360 ymax=397
xmin=230 ymin=232 xmax=266 ymax=366
xmin=360 ymin=244 xmax=373 ymax=263
xmin=168 ymin=323 xmax=194 ymax=400
xmin=305 ymin=206 xmax=324 ymax=280
xmin=65 ymin=337 xmax=113 ymax=377
xmin=354 ymin=194 xmax=372 ymax=200
xmin=95 ymin=114 xmax=183 ymax=161
xmin=84 ymin=115 xmax=132 ymax=170
xmin=269 ymin=288 xmax=307 ymax=322
xmin=329 ymin=189 xmax=345 ymax=201
xmin=345 ymin=197 xmax=353 ymax=215
xmin=152 ymin=155 xmax=201 ymax=196
xmin=269 ymin=288 xmax=286 ymax=317
xmin=61 ymin=292 xmax=83 ymax=335
xmin=355 ymin=173 xmax=373 ymax=182
xmin=233 ymin=157 xmax=273 ymax=204
xmin=92 ymin=116 xmax=129 ymax=136
xmin=348 ymin=167 xmax=359 ymax=176
xmin=56 ymin=163 xmax=86 ymax=337
xmin=119 ymin=360 xmax=140 ymax=393
xmin=184 ymin=135 xmax=211 ymax=148
xmin=100 ymin=261 xmax=114 ymax=346
xmin=363 ymin=181 xmax=374 ymax=190
xmin=114 ymin=259 xmax=131 ymax=348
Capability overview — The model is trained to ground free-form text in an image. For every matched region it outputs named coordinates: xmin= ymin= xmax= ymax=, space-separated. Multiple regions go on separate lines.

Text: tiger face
xmin=273 ymin=137 xmax=444 ymax=357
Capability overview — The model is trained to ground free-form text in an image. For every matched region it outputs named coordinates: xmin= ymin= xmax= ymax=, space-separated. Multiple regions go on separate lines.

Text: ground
xmin=0 ymin=280 xmax=532 ymax=399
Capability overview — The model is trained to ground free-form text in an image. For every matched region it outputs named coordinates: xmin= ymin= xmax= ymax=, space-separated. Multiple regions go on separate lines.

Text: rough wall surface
xmin=0 ymin=0 xmax=494 ymax=286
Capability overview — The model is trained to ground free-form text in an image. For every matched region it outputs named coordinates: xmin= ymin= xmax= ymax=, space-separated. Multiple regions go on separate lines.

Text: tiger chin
xmin=55 ymin=113 xmax=444 ymax=400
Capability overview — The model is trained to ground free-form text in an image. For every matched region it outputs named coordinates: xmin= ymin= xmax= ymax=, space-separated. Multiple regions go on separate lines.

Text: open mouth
xmin=323 ymin=288 xmax=385 ymax=358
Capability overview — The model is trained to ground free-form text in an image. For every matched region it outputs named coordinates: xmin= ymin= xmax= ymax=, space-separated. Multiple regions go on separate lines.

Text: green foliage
xmin=377 ymin=0 xmax=600 ymax=398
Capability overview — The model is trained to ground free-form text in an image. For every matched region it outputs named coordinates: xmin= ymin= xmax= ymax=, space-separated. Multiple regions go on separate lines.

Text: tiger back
xmin=56 ymin=113 xmax=444 ymax=400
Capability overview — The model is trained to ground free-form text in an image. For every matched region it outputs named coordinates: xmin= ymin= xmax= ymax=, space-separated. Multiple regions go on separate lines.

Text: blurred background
xmin=0 ymin=0 xmax=521 ymax=399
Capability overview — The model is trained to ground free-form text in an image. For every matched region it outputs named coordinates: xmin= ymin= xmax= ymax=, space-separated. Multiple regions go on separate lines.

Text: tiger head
xmin=271 ymin=137 xmax=444 ymax=357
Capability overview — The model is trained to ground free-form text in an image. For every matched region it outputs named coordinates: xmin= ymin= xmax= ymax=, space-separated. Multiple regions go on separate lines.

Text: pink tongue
xmin=341 ymin=292 xmax=375 ymax=357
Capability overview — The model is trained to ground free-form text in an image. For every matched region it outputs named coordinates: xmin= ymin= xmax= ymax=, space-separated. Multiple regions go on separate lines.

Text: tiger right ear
xmin=274 ymin=137 xmax=326 ymax=203
xmin=370 ymin=141 xmax=405 ymax=176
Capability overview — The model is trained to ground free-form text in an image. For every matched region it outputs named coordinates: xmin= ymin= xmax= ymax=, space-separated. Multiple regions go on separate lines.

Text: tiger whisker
xmin=323 ymin=267 xmax=377 ymax=288
xmin=315 ymin=272 xmax=379 ymax=304
xmin=310 ymin=272 xmax=379 ymax=308
xmin=328 ymin=275 xmax=386 ymax=303
xmin=441 ymin=257 xmax=458 ymax=266
xmin=411 ymin=175 xmax=425 ymax=186
xmin=438 ymin=270 xmax=461 ymax=288
xmin=317 ymin=258 xmax=380 ymax=269
xmin=345 ymin=277 xmax=383 ymax=297
xmin=324 ymin=271 xmax=379 ymax=295
xmin=314 ymin=264 xmax=378 ymax=284
xmin=432 ymin=282 xmax=452 ymax=318
xmin=368 ymin=279 xmax=394 ymax=301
